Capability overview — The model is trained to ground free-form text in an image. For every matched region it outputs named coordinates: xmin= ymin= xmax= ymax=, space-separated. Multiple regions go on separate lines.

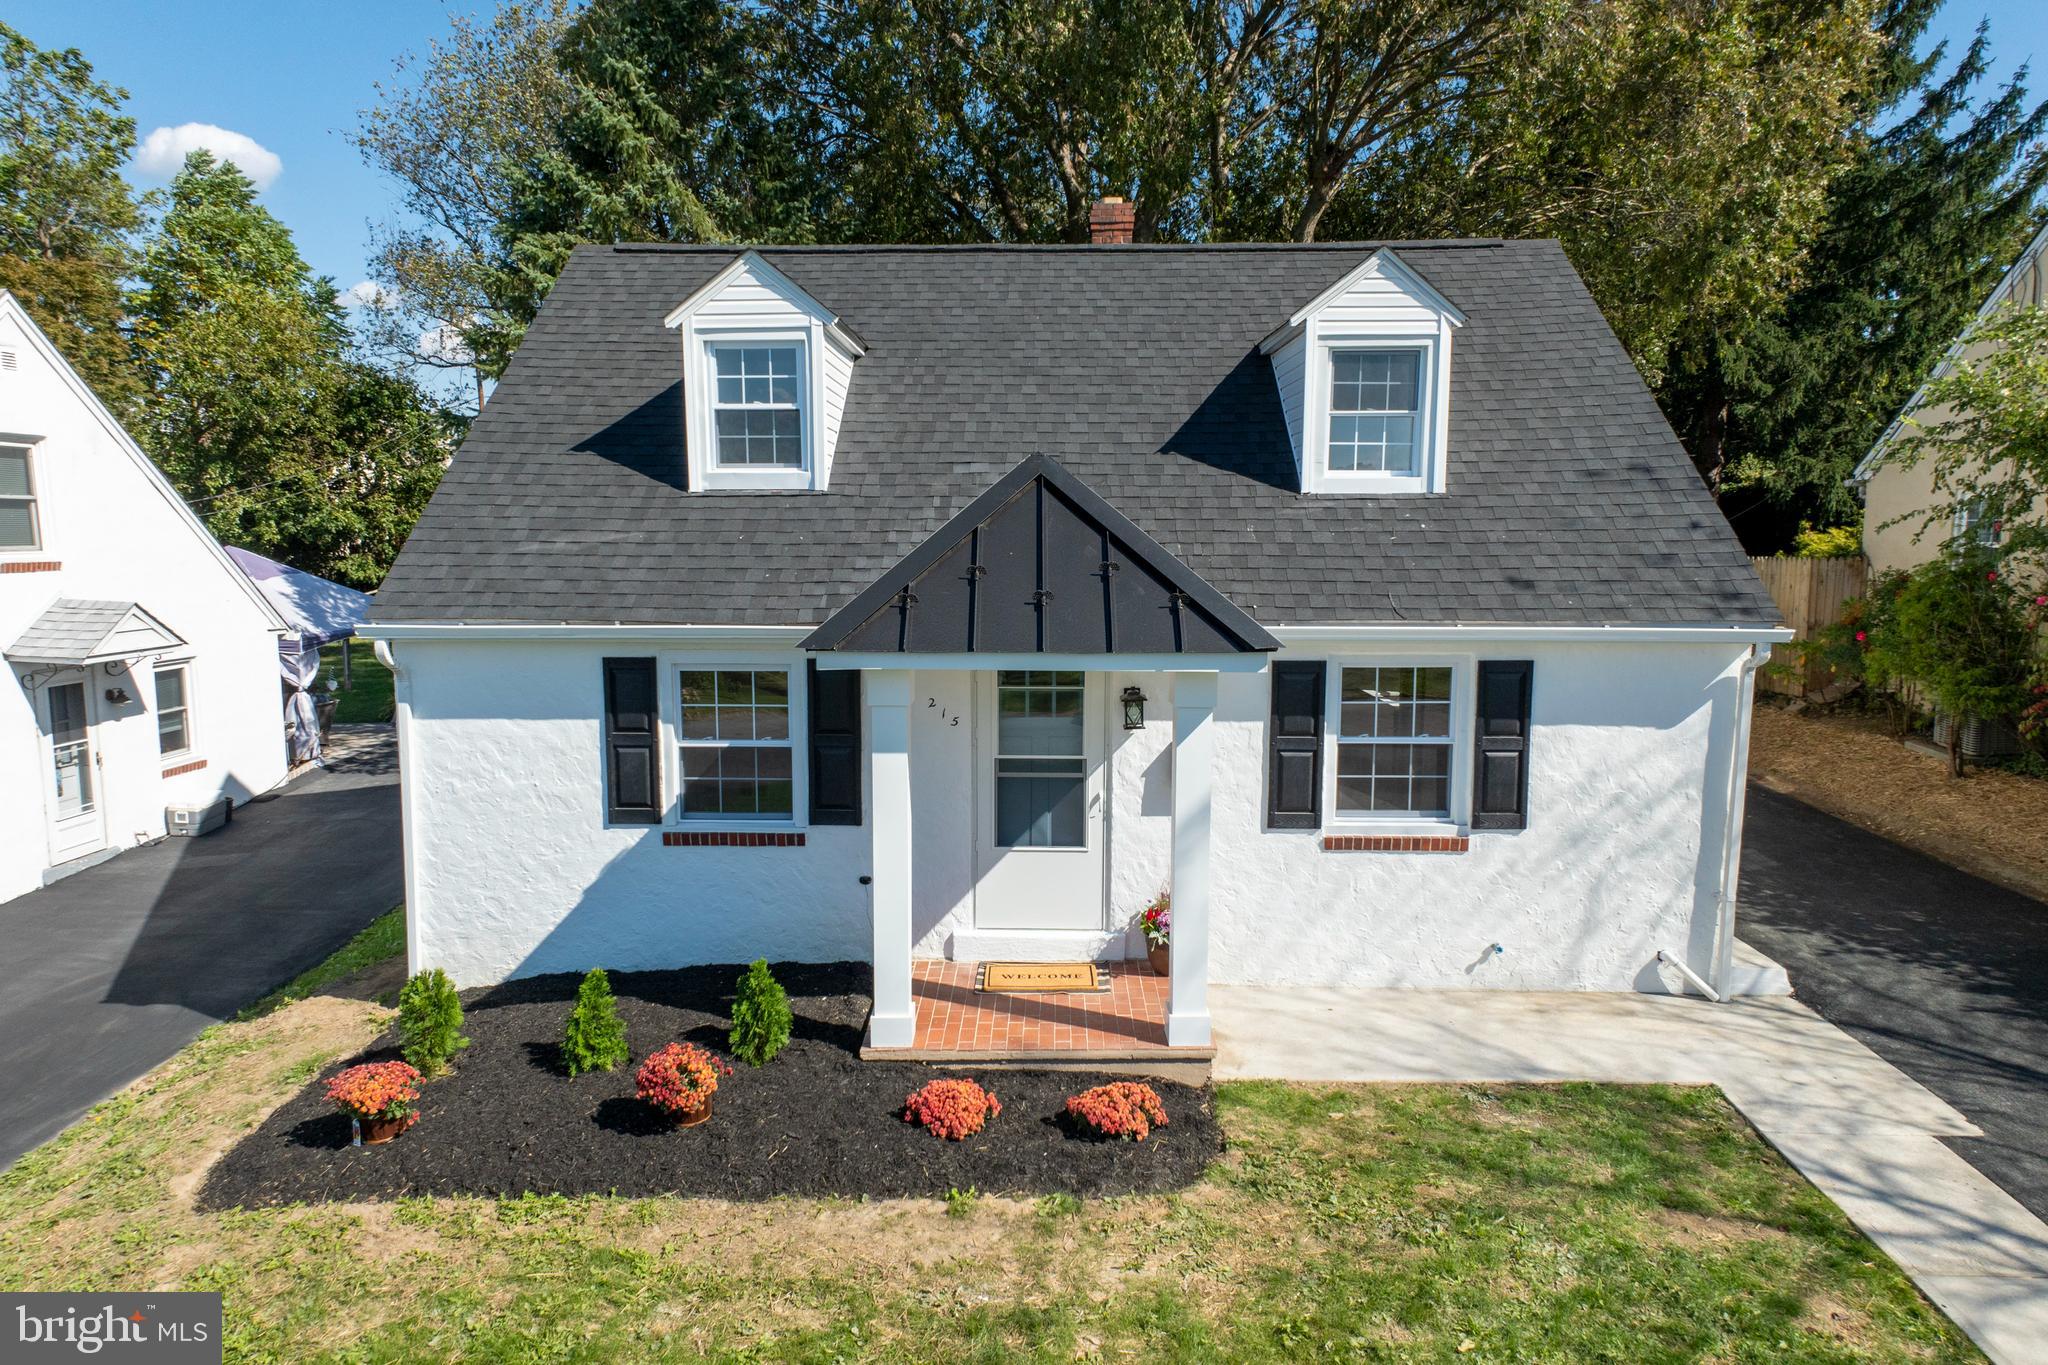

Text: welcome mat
xmin=974 ymin=962 xmax=1109 ymax=994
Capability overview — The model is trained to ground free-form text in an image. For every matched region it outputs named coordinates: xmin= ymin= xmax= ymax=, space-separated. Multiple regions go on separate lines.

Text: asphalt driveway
xmin=0 ymin=731 xmax=400 ymax=1169
xmin=1740 ymin=784 xmax=2048 ymax=1219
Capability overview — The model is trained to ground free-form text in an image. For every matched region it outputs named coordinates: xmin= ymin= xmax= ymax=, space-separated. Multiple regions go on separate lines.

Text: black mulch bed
xmin=199 ymin=963 xmax=1221 ymax=1208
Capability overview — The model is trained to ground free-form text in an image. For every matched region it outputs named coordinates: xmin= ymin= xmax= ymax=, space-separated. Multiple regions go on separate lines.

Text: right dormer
xmin=1260 ymin=249 xmax=1465 ymax=495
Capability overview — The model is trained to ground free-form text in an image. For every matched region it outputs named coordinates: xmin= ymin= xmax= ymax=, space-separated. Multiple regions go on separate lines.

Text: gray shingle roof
xmin=372 ymin=240 xmax=1778 ymax=628
xmin=6 ymin=599 xmax=185 ymax=665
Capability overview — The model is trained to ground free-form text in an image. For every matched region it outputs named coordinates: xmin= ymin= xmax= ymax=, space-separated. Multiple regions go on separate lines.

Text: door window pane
xmin=48 ymin=682 xmax=93 ymax=817
xmin=994 ymin=671 xmax=1087 ymax=848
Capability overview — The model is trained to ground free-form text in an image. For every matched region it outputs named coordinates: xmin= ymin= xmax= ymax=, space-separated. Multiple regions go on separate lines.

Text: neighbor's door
xmin=972 ymin=670 xmax=1106 ymax=930
xmin=42 ymin=674 xmax=107 ymax=865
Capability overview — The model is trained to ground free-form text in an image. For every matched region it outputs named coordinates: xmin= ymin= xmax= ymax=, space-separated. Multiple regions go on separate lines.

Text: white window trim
xmin=658 ymin=651 xmax=809 ymax=830
xmin=1320 ymin=652 xmax=1473 ymax=834
xmin=154 ymin=662 xmax=194 ymax=759
xmin=1953 ymin=498 xmax=1999 ymax=548
xmin=685 ymin=331 xmax=817 ymax=490
xmin=0 ymin=434 xmax=45 ymax=554
xmin=1304 ymin=327 xmax=1450 ymax=496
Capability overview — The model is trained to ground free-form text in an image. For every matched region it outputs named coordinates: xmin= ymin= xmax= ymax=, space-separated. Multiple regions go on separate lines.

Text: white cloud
xmin=417 ymin=323 xmax=473 ymax=365
xmin=336 ymin=280 xmax=393 ymax=311
xmin=132 ymin=123 xmax=282 ymax=189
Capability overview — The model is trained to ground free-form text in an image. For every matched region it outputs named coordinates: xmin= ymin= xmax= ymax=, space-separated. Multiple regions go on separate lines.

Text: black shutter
xmin=602 ymin=657 xmax=661 ymax=824
xmin=807 ymin=661 xmax=863 ymax=825
xmin=1266 ymin=660 xmax=1325 ymax=829
xmin=1472 ymin=660 xmax=1533 ymax=830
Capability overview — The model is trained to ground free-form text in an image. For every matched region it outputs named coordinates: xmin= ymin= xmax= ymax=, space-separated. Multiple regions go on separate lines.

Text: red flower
xmin=902 ymin=1078 xmax=1001 ymax=1140
xmin=1988 ymin=570 xmax=2000 ymax=581
xmin=636 ymin=1043 xmax=731 ymax=1118
xmin=325 ymin=1061 xmax=422 ymax=1122
xmin=1064 ymin=1082 xmax=1170 ymax=1142
xmin=1854 ymin=630 xmax=1866 ymax=642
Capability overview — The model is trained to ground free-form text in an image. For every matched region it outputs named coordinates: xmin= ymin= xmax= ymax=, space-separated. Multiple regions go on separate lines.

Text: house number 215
xmin=926 ymin=698 xmax=960 ymax=726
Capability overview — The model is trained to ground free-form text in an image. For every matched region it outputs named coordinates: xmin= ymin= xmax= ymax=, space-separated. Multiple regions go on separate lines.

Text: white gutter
xmin=1270 ymin=624 xmax=1793 ymax=646
xmin=358 ymin=623 xmax=814 ymax=644
xmin=1710 ymin=643 xmax=1771 ymax=994
xmin=373 ymin=638 xmax=422 ymax=977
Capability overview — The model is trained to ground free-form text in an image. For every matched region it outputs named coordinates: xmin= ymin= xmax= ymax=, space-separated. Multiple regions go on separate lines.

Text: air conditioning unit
xmin=1930 ymin=711 xmax=2025 ymax=760
xmin=165 ymin=797 xmax=232 ymax=837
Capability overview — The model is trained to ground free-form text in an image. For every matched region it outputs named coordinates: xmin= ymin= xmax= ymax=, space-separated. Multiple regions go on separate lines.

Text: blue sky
xmin=9 ymin=0 xmax=2048 ymax=300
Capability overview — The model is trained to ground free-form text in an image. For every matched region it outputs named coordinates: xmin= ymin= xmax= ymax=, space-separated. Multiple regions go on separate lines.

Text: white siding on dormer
xmin=1270 ymin=333 xmax=1307 ymax=484
xmin=690 ymin=256 xmax=819 ymax=327
xmin=1315 ymin=266 xmax=1452 ymax=331
xmin=820 ymin=334 xmax=855 ymax=487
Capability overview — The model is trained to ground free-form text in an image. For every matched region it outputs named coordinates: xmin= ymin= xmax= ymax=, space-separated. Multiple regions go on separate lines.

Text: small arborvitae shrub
xmin=903 ymin=1078 xmax=1001 ymax=1141
xmin=397 ymin=968 xmax=470 ymax=1076
xmin=1064 ymin=1082 xmax=1169 ymax=1141
xmin=562 ymin=968 xmax=630 ymax=1076
xmin=728 ymin=958 xmax=793 ymax=1066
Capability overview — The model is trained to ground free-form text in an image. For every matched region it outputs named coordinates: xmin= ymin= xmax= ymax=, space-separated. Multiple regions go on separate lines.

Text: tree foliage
xmin=728 ymin=958 xmax=792 ymax=1067
xmin=1884 ymin=301 xmax=2048 ymax=570
xmin=398 ymin=968 xmax=472 ymax=1077
xmin=0 ymin=21 xmax=143 ymax=414
xmin=129 ymin=153 xmax=455 ymax=587
xmin=1669 ymin=0 xmax=2047 ymax=535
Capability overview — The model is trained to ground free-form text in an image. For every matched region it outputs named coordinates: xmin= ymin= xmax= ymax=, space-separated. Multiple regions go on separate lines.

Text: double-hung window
xmin=155 ymin=665 xmax=192 ymax=756
xmin=1335 ymin=665 xmax=1454 ymax=817
xmin=678 ymin=669 xmax=793 ymax=819
xmin=709 ymin=344 xmax=804 ymax=469
xmin=1328 ymin=350 xmax=1422 ymax=475
xmin=0 ymin=442 xmax=39 ymax=549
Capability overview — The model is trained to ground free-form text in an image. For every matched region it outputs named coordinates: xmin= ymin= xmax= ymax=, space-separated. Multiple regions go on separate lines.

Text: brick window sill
xmin=1323 ymin=833 xmax=1468 ymax=853
xmin=664 ymin=830 xmax=806 ymax=847
xmin=162 ymin=757 xmax=207 ymax=778
xmin=0 ymin=560 xmax=60 ymax=573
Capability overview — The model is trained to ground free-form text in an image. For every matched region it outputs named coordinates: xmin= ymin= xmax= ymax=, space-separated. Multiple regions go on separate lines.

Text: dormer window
xmin=1329 ymin=349 xmax=1422 ymax=474
xmin=666 ymin=250 xmax=865 ymax=493
xmin=711 ymin=344 xmax=805 ymax=469
xmin=1261 ymin=248 xmax=1462 ymax=496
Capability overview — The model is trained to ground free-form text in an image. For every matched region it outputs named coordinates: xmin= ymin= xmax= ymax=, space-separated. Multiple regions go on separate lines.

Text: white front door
xmin=42 ymin=674 xmax=107 ymax=864
xmin=973 ymin=670 xmax=1106 ymax=930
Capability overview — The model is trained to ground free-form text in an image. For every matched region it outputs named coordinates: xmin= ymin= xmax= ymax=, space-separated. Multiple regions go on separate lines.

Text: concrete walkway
xmin=1213 ymin=986 xmax=2048 ymax=1365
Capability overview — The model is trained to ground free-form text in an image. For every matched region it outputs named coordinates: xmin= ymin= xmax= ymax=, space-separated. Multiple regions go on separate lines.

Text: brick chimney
xmin=1088 ymin=196 xmax=1136 ymax=245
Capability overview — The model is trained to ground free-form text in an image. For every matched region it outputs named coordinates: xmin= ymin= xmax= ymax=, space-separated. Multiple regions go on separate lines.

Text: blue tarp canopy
xmin=225 ymin=546 xmax=369 ymax=659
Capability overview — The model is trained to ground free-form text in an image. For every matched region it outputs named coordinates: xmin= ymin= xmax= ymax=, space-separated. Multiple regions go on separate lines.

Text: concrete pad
xmin=1726 ymin=937 xmax=1792 ymax=997
xmin=1212 ymin=985 xmax=2042 ymax=1364
xmin=1916 ymin=1275 xmax=2048 ymax=1365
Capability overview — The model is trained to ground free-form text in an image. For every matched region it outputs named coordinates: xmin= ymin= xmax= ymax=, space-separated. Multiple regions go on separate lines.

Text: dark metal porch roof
xmin=803 ymin=454 xmax=1279 ymax=656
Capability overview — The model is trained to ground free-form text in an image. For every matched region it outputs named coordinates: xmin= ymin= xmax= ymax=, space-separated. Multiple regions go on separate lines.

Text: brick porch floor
xmin=860 ymin=960 xmax=1212 ymax=1062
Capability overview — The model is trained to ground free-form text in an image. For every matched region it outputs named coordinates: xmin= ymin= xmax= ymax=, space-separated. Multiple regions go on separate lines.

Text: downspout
xmin=1710 ymin=643 xmax=1771 ymax=995
xmin=373 ymin=639 xmax=422 ymax=978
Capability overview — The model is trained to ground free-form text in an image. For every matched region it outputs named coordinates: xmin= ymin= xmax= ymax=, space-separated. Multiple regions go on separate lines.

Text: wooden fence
xmin=1748 ymin=555 xmax=1868 ymax=696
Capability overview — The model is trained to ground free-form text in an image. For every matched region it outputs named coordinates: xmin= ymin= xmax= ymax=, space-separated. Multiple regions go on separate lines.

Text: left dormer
xmin=664 ymin=250 xmax=865 ymax=492
xmin=1260 ymin=248 xmax=1465 ymax=496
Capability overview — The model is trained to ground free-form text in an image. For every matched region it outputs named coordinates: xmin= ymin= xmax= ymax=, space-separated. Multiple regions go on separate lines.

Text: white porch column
xmin=866 ymin=668 xmax=917 ymax=1048
xmin=1168 ymin=670 xmax=1216 ymax=1047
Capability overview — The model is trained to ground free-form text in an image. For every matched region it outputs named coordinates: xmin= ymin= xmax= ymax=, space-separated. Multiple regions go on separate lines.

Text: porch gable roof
xmin=803 ymin=453 xmax=1279 ymax=656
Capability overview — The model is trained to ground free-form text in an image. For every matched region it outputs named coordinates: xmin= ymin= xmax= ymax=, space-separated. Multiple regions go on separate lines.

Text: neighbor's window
xmin=1327 ymin=350 xmax=1421 ymax=475
xmin=0 ymin=443 xmax=38 ymax=549
xmin=1336 ymin=665 xmax=1453 ymax=817
xmin=1953 ymin=499 xmax=1999 ymax=548
xmin=155 ymin=665 xmax=192 ymax=756
xmin=678 ymin=669 xmax=793 ymax=818
xmin=709 ymin=344 xmax=804 ymax=468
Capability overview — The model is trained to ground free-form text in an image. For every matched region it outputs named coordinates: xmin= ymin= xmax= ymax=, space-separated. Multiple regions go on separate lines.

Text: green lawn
xmin=318 ymin=639 xmax=394 ymax=724
xmin=0 ymin=932 xmax=1978 ymax=1363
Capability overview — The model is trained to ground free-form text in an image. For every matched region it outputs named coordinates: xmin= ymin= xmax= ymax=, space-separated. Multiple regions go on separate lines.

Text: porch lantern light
xmin=1120 ymin=685 xmax=1146 ymax=730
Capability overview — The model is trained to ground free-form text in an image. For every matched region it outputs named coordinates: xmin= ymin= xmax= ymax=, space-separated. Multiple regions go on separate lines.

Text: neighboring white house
xmin=1851 ymin=220 xmax=2048 ymax=573
xmin=364 ymin=218 xmax=1789 ymax=1054
xmin=0 ymin=292 xmax=289 ymax=903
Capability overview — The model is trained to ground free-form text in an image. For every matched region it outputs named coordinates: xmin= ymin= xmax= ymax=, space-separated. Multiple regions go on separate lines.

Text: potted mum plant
xmin=1139 ymin=889 xmax=1171 ymax=976
xmin=636 ymin=1042 xmax=732 ymax=1127
xmin=325 ymin=1060 xmax=422 ymax=1146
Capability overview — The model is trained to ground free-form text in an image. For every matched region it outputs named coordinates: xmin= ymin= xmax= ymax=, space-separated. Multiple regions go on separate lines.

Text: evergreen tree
xmin=0 ymin=22 xmax=143 ymax=414
xmin=563 ymin=968 xmax=630 ymax=1076
xmin=1664 ymin=2 xmax=2047 ymax=542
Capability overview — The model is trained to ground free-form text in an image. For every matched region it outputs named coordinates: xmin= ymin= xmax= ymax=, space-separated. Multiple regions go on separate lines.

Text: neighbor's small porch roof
xmin=803 ymin=453 xmax=1279 ymax=659
xmin=5 ymin=598 xmax=186 ymax=667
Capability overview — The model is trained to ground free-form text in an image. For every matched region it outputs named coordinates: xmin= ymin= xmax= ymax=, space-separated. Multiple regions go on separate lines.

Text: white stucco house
xmin=1 ymin=293 xmax=289 ymax=903
xmin=364 ymin=210 xmax=1789 ymax=1053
